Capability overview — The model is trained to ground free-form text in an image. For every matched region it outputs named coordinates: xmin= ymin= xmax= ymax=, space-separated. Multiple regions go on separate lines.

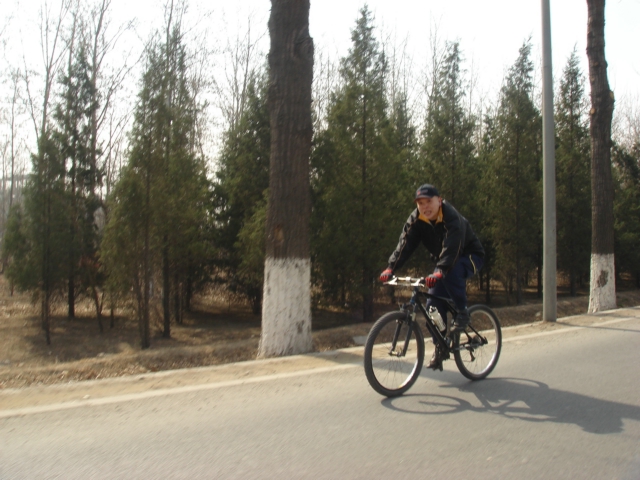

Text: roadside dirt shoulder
xmin=1 ymin=289 xmax=639 ymax=390
xmin=1 ymin=305 xmax=639 ymax=416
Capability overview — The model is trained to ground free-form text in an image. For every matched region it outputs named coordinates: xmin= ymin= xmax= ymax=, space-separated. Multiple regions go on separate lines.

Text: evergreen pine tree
xmin=486 ymin=40 xmax=542 ymax=304
xmin=555 ymin=50 xmax=591 ymax=295
xmin=311 ymin=7 xmax=409 ymax=320
xmin=475 ymin=111 xmax=499 ymax=303
xmin=420 ymin=41 xmax=477 ymax=217
xmin=102 ymin=19 xmax=210 ymax=347
xmin=53 ymin=36 xmax=104 ymax=327
xmin=212 ymin=74 xmax=270 ymax=312
xmin=612 ymin=142 xmax=640 ymax=287
xmin=3 ymin=133 xmax=70 ymax=344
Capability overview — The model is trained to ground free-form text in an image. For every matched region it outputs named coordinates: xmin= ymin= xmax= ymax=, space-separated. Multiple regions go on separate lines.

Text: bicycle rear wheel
xmin=364 ymin=311 xmax=425 ymax=397
xmin=453 ymin=304 xmax=501 ymax=380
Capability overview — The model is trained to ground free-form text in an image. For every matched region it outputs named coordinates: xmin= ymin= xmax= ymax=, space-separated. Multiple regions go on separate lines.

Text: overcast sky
xmin=3 ymin=0 xmax=639 ymax=153
xmin=309 ymin=0 xmax=640 ymax=102
xmin=6 ymin=0 xmax=639 ymax=101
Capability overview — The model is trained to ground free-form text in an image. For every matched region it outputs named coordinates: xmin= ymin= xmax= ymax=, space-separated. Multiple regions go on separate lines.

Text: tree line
xmin=1 ymin=4 xmax=639 ymax=347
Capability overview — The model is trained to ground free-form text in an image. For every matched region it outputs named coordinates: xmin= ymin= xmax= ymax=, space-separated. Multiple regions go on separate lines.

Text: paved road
xmin=1 ymin=308 xmax=639 ymax=479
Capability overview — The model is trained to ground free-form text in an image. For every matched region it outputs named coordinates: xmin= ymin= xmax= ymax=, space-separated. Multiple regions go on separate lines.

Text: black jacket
xmin=387 ymin=200 xmax=484 ymax=274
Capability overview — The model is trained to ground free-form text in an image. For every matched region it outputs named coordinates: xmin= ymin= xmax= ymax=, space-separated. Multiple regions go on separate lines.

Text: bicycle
xmin=363 ymin=276 xmax=502 ymax=397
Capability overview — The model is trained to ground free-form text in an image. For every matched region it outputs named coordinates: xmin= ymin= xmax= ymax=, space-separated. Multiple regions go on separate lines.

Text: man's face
xmin=416 ymin=196 xmax=442 ymax=221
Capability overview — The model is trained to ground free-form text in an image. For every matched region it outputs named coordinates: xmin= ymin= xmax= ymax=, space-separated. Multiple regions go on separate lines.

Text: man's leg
xmin=444 ymin=255 xmax=483 ymax=331
xmin=441 ymin=260 xmax=468 ymax=310
xmin=435 ymin=257 xmax=471 ymax=331
xmin=424 ymin=282 xmax=450 ymax=370
xmin=425 ymin=283 xmax=450 ymax=324
xmin=424 ymin=273 xmax=462 ymax=370
xmin=426 ymin=255 xmax=483 ymax=368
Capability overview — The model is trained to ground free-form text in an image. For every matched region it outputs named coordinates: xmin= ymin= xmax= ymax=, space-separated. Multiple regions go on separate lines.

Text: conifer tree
xmin=612 ymin=142 xmax=640 ymax=287
xmin=420 ymin=41 xmax=477 ymax=217
xmin=102 ymin=6 xmax=209 ymax=347
xmin=555 ymin=50 xmax=591 ymax=295
xmin=53 ymin=25 xmax=104 ymax=326
xmin=3 ymin=134 xmax=70 ymax=344
xmin=212 ymin=75 xmax=270 ymax=312
xmin=102 ymin=43 xmax=160 ymax=348
xmin=311 ymin=7 xmax=409 ymax=320
xmin=3 ymin=0 xmax=72 ymax=344
xmin=475 ymin=111 xmax=499 ymax=303
xmin=486 ymin=41 xmax=541 ymax=303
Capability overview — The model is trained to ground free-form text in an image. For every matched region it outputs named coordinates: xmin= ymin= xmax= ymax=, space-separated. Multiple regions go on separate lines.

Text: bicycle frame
xmin=387 ymin=276 xmax=458 ymax=351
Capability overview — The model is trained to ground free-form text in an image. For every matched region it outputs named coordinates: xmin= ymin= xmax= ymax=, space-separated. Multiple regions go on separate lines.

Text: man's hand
xmin=379 ymin=268 xmax=393 ymax=282
xmin=425 ymin=270 xmax=443 ymax=288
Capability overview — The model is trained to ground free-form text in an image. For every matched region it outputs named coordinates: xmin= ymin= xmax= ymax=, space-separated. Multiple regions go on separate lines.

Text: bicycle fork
xmin=389 ymin=309 xmax=416 ymax=357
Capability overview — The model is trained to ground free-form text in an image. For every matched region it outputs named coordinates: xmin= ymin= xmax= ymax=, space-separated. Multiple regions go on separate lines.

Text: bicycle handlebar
xmin=384 ymin=276 xmax=424 ymax=287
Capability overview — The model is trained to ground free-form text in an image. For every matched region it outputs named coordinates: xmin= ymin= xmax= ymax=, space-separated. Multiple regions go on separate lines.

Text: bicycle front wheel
xmin=364 ymin=311 xmax=425 ymax=397
xmin=454 ymin=304 xmax=502 ymax=380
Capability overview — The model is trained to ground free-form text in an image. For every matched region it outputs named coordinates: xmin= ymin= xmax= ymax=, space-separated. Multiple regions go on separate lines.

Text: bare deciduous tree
xmin=420 ymin=19 xmax=446 ymax=127
xmin=23 ymin=0 xmax=72 ymax=142
xmin=214 ymin=15 xmax=265 ymax=134
xmin=311 ymin=47 xmax=339 ymax=133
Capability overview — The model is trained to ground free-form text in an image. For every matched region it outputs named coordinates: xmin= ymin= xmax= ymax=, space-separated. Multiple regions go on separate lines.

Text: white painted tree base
xmin=588 ymin=253 xmax=617 ymax=313
xmin=258 ymin=257 xmax=312 ymax=358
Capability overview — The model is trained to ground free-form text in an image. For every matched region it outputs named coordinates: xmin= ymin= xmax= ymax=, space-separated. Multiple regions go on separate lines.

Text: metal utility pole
xmin=541 ymin=0 xmax=557 ymax=321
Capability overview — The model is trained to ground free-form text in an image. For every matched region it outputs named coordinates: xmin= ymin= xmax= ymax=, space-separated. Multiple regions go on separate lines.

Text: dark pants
xmin=426 ymin=254 xmax=483 ymax=325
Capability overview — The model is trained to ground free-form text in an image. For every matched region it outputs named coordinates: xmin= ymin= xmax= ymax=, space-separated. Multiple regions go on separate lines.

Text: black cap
xmin=414 ymin=184 xmax=440 ymax=201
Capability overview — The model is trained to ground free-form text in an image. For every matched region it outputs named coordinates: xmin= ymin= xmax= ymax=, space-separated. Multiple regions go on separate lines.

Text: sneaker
xmin=427 ymin=346 xmax=449 ymax=371
xmin=427 ymin=350 xmax=443 ymax=371
xmin=452 ymin=308 xmax=470 ymax=332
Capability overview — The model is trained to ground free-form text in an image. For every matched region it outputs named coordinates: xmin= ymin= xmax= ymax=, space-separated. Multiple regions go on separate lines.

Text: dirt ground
xmin=1 ymin=276 xmax=639 ymax=390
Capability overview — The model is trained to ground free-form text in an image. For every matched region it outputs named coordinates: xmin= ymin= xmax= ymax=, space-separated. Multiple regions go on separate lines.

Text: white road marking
xmin=502 ymin=316 xmax=638 ymax=343
xmin=0 ymin=364 xmax=356 ymax=418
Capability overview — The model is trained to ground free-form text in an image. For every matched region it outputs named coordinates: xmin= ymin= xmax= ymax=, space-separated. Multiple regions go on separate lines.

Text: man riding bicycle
xmin=379 ymin=184 xmax=485 ymax=370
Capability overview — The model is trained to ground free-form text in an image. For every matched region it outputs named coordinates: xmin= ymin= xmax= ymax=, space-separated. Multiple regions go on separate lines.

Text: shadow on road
xmin=382 ymin=377 xmax=640 ymax=434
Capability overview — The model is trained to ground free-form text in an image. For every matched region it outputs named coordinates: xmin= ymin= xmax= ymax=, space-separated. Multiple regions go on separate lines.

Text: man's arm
xmin=387 ymin=210 xmax=421 ymax=272
xmin=436 ymin=205 xmax=465 ymax=273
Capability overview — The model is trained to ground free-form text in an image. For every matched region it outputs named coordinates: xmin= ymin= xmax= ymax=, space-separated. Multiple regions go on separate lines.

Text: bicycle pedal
xmin=427 ymin=356 xmax=447 ymax=371
xmin=428 ymin=361 xmax=443 ymax=371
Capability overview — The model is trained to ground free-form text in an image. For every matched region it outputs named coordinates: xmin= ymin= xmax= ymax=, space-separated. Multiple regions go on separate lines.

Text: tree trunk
xmin=68 ymin=165 xmax=76 ymax=319
xmin=537 ymin=242 xmax=543 ymax=299
xmin=259 ymin=0 xmax=314 ymax=358
xmin=485 ymin=268 xmax=491 ymax=304
xmin=162 ymin=15 xmax=173 ymax=339
xmin=141 ymin=168 xmax=151 ymax=349
xmin=42 ymin=293 xmax=51 ymax=346
xmin=162 ymin=243 xmax=171 ymax=338
xmin=185 ymin=275 xmax=193 ymax=313
xmin=516 ymin=260 xmax=523 ymax=304
xmin=174 ymin=271 xmax=182 ymax=325
xmin=68 ymin=270 xmax=75 ymax=318
xmin=586 ymin=0 xmax=616 ymax=312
